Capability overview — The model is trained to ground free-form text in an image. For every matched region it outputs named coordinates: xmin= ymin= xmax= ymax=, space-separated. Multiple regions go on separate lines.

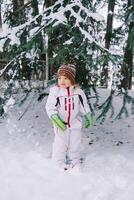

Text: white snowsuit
xmin=45 ymin=85 xmax=90 ymax=166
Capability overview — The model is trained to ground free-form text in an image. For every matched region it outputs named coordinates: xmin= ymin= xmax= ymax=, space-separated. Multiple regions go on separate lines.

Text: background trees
xmin=0 ymin=0 xmax=134 ymax=119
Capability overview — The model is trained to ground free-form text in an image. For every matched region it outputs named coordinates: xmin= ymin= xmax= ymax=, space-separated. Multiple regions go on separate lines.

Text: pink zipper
xmin=67 ymin=87 xmax=71 ymax=128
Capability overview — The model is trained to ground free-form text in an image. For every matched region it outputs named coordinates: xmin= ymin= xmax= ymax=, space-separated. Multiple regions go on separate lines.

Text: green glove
xmin=51 ymin=114 xmax=67 ymax=131
xmin=84 ymin=112 xmax=93 ymax=128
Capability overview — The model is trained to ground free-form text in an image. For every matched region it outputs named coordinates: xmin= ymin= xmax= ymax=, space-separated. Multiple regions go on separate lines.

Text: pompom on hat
xmin=57 ymin=64 xmax=76 ymax=85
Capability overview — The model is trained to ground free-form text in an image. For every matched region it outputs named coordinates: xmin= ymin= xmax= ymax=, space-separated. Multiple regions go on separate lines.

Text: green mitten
xmin=51 ymin=114 xmax=67 ymax=131
xmin=84 ymin=112 xmax=93 ymax=128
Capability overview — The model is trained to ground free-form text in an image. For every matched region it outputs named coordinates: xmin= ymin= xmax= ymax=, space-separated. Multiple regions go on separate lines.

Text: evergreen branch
xmin=13 ymin=1 xmax=33 ymax=15
xmin=115 ymin=90 xmax=134 ymax=119
xmin=131 ymin=99 xmax=134 ymax=115
xmin=18 ymin=90 xmax=36 ymax=120
xmin=0 ymin=0 xmax=120 ymax=56
xmin=0 ymin=52 xmax=25 ymax=77
xmin=97 ymin=89 xmax=115 ymax=122
xmin=18 ymin=89 xmax=32 ymax=107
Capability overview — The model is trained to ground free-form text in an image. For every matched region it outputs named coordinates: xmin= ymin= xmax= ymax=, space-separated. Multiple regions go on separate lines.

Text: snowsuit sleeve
xmin=45 ymin=86 xmax=59 ymax=118
xmin=78 ymin=88 xmax=90 ymax=115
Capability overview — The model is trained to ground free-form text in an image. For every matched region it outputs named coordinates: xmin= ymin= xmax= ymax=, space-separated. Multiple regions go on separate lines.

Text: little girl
xmin=46 ymin=64 xmax=93 ymax=170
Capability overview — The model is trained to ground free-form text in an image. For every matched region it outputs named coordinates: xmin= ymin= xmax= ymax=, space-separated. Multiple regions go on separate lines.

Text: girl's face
xmin=58 ymin=75 xmax=72 ymax=88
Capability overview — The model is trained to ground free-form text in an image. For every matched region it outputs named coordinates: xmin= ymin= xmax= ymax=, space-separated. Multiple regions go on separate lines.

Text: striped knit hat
xmin=57 ymin=64 xmax=76 ymax=85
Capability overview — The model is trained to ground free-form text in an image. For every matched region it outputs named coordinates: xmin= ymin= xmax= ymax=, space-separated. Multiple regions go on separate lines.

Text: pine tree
xmin=0 ymin=0 xmax=134 ymax=120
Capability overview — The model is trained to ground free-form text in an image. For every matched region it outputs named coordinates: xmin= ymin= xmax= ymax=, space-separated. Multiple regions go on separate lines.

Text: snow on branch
xmin=0 ymin=0 xmax=116 ymax=56
xmin=0 ymin=52 xmax=25 ymax=77
xmin=0 ymin=0 xmax=112 ymax=77
xmin=0 ymin=0 xmax=124 ymax=82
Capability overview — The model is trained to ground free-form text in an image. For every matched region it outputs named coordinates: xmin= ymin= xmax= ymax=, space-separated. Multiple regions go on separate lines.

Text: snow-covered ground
xmin=0 ymin=88 xmax=134 ymax=200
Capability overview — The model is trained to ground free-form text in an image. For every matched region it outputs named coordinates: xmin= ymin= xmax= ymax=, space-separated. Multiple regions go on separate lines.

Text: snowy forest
xmin=0 ymin=1 xmax=134 ymax=199
xmin=0 ymin=0 xmax=134 ymax=120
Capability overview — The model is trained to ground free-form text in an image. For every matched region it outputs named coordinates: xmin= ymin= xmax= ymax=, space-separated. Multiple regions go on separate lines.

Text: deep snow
xmin=0 ymin=88 xmax=134 ymax=200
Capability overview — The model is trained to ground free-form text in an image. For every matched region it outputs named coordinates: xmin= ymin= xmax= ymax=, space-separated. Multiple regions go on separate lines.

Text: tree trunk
xmin=0 ymin=4 xmax=2 ymax=30
xmin=120 ymin=0 xmax=134 ymax=90
xmin=12 ymin=0 xmax=25 ymax=26
xmin=31 ymin=0 xmax=39 ymax=16
xmin=12 ymin=0 xmax=24 ymax=11
xmin=42 ymin=0 xmax=57 ymax=83
xmin=100 ymin=0 xmax=115 ymax=87
xmin=43 ymin=0 xmax=57 ymax=8
xmin=121 ymin=24 xmax=133 ymax=89
xmin=105 ymin=0 xmax=115 ymax=49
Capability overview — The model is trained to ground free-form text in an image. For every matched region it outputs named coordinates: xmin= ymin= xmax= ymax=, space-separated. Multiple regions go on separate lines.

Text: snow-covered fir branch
xmin=0 ymin=0 xmax=120 ymax=56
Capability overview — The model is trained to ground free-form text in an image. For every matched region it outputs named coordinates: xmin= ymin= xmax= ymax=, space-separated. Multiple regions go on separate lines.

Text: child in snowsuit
xmin=46 ymin=64 xmax=93 ymax=170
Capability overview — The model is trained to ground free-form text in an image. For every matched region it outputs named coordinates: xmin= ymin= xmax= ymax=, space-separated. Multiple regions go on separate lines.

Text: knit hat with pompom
xmin=57 ymin=64 xmax=76 ymax=85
